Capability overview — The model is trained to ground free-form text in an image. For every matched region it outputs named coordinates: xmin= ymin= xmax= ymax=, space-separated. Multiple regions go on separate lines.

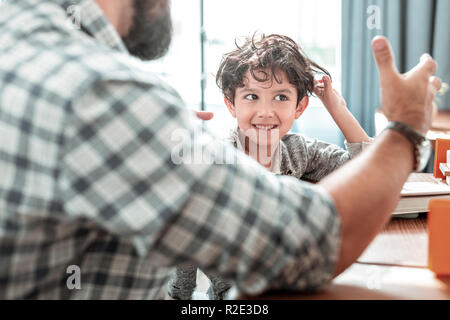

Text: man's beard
xmin=122 ymin=0 xmax=173 ymax=61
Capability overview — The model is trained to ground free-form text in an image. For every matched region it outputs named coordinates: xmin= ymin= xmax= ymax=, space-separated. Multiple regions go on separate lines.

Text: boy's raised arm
xmin=314 ymin=76 xmax=371 ymax=143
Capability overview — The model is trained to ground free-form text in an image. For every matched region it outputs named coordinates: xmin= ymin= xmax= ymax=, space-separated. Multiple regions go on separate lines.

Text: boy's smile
xmin=225 ymin=69 xmax=308 ymax=150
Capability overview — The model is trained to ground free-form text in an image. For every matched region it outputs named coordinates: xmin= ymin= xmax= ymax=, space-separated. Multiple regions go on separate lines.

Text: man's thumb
xmin=372 ymin=36 xmax=397 ymax=81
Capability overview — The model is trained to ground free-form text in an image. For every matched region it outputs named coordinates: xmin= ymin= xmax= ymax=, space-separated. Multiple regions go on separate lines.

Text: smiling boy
xmin=221 ymin=34 xmax=372 ymax=179
xmin=168 ymin=34 xmax=372 ymax=300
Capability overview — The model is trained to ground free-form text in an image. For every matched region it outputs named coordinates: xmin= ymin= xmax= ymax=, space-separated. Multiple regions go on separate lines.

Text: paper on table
xmin=393 ymin=173 xmax=450 ymax=215
xmin=401 ymin=173 xmax=450 ymax=197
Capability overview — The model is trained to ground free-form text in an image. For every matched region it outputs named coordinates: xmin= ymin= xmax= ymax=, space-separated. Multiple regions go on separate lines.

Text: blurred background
xmin=145 ymin=0 xmax=343 ymax=144
xmin=145 ymin=0 xmax=449 ymax=147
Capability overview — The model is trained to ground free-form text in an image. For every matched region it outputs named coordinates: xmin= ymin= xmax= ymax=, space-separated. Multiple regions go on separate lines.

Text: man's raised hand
xmin=372 ymin=36 xmax=441 ymax=134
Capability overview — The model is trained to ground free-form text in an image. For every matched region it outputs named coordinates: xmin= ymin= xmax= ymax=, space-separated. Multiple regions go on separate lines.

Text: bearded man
xmin=0 ymin=0 xmax=441 ymax=299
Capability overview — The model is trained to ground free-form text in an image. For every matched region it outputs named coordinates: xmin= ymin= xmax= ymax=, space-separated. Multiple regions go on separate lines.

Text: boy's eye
xmin=245 ymin=94 xmax=258 ymax=101
xmin=275 ymin=95 xmax=288 ymax=101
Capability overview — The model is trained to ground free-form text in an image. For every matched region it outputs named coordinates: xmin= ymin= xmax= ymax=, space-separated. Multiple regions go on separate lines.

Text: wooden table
xmin=236 ymin=215 xmax=450 ymax=300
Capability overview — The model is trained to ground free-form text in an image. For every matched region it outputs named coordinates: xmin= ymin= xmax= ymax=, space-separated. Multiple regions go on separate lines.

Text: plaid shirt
xmin=0 ymin=0 xmax=340 ymax=299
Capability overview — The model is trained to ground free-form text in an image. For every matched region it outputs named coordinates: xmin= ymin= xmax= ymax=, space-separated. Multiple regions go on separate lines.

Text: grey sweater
xmin=168 ymin=128 xmax=371 ymax=300
xmin=228 ymin=128 xmax=371 ymax=181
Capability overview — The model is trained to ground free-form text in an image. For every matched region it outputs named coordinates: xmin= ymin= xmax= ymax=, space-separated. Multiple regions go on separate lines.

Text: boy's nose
xmin=256 ymin=103 xmax=276 ymax=118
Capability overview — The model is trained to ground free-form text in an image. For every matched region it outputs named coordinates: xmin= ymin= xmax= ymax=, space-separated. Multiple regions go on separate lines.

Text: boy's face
xmin=225 ymin=70 xmax=308 ymax=148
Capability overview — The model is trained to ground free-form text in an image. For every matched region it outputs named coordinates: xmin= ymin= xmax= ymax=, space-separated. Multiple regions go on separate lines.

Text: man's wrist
xmin=382 ymin=129 xmax=416 ymax=172
xmin=383 ymin=121 xmax=430 ymax=172
xmin=388 ymin=114 xmax=428 ymax=135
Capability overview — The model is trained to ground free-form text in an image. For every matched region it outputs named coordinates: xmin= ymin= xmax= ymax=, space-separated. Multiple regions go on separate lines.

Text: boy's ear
xmin=224 ymin=98 xmax=236 ymax=118
xmin=295 ymin=96 xmax=309 ymax=119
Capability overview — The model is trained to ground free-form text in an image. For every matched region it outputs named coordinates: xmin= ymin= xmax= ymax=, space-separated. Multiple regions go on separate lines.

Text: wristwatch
xmin=384 ymin=121 xmax=431 ymax=172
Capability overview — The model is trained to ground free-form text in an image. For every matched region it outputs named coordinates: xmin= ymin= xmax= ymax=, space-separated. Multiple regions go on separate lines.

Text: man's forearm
xmin=319 ymin=129 xmax=414 ymax=277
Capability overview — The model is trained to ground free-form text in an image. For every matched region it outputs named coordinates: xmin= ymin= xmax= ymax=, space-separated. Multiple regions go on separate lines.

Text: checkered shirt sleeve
xmin=0 ymin=0 xmax=341 ymax=298
xmin=61 ymin=80 xmax=341 ymax=295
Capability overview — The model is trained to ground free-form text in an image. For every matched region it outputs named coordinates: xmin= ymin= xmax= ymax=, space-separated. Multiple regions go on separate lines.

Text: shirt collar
xmin=233 ymin=127 xmax=282 ymax=175
xmin=55 ymin=0 xmax=128 ymax=53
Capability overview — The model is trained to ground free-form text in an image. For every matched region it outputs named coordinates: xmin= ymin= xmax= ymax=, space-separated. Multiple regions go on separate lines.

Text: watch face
xmin=418 ymin=139 xmax=432 ymax=172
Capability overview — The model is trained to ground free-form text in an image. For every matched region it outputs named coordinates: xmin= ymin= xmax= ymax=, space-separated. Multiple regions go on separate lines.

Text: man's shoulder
xmin=0 ymin=0 xmax=169 ymax=99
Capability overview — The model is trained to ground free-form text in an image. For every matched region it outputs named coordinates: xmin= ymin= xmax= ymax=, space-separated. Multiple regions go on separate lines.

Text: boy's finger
xmin=323 ymin=76 xmax=332 ymax=91
xmin=314 ymin=85 xmax=324 ymax=91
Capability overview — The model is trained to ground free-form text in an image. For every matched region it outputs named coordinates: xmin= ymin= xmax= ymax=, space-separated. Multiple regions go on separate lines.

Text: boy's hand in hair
xmin=313 ymin=75 xmax=347 ymax=112
xmin=314 ymin=75 xmax=371 ymax=143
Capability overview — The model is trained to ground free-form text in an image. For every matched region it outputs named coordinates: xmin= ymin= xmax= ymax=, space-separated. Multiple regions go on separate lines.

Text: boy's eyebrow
xmin=271 ymin=89 xmax=296 ymax=94
xmin=237 ymin=87 xmax=260 ymax=93
xmin=237 ymin=88 xmax=296 ymax=94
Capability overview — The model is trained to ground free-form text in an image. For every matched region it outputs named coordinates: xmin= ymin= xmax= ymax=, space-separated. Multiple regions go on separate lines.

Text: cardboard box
xmin=433 ymin=139 xmax=450 ymax=179
xmin=428 ymin=198 xmax=450 ymax=276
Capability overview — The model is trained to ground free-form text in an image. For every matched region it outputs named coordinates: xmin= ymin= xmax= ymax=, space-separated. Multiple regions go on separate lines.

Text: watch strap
xmin=384 ymin=121 xmax=426 ymax=172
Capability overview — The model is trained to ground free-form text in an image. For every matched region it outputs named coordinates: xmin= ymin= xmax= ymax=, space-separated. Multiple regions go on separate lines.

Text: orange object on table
xmin=428 ymin=199 xmax=450 ymax=276
xmin=433 ymin=139 xmax=450 ymax=179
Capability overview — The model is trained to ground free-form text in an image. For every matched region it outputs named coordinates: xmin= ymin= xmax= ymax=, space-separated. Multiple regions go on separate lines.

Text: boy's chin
xmin=247 ymin=138 xmax=276 ymax=148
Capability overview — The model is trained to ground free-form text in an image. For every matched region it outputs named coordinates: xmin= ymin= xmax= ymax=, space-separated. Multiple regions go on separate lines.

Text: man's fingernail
xmin=373 ymin=39 xmax=385 ymax=51
xmin=373 ymin=41 xmax=384 ymax=51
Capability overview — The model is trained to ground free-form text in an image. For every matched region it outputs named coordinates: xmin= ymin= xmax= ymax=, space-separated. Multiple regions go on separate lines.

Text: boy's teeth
xmin=254 ymin=125 xmax=276 ymax=130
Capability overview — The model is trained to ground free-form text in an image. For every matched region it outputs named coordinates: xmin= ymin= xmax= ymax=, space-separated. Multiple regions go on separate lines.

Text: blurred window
xmin=143 ymin=0 xmax=342 ymax=139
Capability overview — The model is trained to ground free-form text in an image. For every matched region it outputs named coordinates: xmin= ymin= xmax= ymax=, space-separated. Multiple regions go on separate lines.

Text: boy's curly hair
xmin=216 ymin=33 xmax=331 ymax=104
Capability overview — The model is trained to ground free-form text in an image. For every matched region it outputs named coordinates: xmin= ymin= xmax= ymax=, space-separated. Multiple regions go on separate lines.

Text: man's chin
xmin=122 ymin=0 xmax=172 ymax=61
